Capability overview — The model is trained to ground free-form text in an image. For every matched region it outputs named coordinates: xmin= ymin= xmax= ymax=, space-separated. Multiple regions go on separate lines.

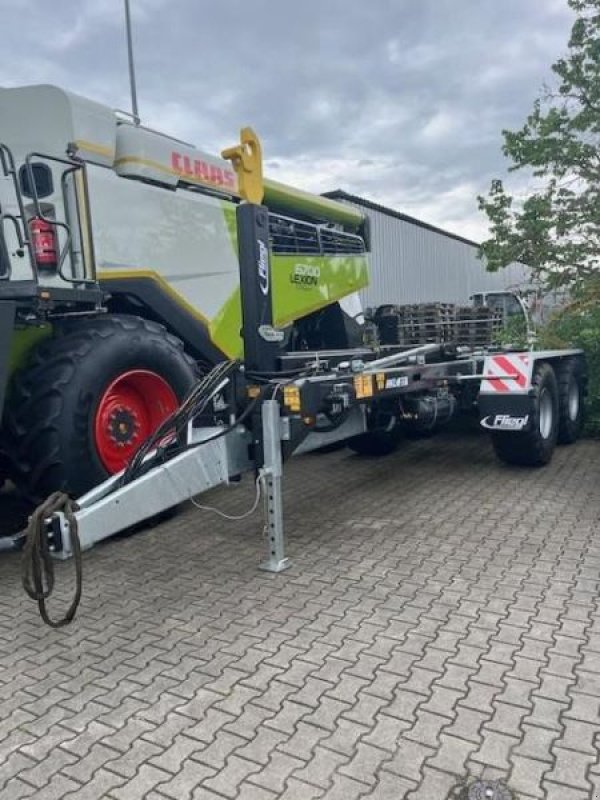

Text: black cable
xmin=245 ymin=367 xmax=312 ymax=380
xmin=22 ymin=492 xmax=82 ymax=628
xmin=183 ymin=391 xmax=263 ymax=449
xmin=120 ymin=360 xmax=239 ymax=486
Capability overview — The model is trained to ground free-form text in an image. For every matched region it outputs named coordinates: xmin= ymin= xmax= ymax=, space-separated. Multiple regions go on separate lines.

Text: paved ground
xmin=1 ymin=427 xmax=599 ymax=800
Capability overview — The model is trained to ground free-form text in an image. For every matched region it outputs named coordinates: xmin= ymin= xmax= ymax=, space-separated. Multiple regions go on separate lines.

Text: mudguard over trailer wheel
xmin=491 ymin=362 xmax=558 ymax=466
xmin=5 ymin=315 xmax=196 ymax=500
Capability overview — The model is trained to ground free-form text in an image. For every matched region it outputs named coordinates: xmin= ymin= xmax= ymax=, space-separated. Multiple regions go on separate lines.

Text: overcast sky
xmin=1 ymin=0 xmax=574 ymax=241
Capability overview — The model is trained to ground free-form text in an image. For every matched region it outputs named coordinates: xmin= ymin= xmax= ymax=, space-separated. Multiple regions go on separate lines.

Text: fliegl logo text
xmin=257 ymin=240 xmax=269 ymax=296
xmin=481 ymin=414 xmax=529 ymax=431
xmin=290 ymin=264 xmax=320 ymax=288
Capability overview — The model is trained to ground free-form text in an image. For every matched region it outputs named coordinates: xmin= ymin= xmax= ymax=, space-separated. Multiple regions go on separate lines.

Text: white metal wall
xmin=339 ymin=199 xmax=529 ymax=309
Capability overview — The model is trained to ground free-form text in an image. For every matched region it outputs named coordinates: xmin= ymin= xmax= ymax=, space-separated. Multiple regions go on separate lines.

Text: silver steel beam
xmin=54 ymin=426 xmax=252 ymax=558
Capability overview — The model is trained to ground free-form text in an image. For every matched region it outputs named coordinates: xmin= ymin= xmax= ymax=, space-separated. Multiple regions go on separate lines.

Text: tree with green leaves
xmin=479 ymin=0 xmax=600 ymax=288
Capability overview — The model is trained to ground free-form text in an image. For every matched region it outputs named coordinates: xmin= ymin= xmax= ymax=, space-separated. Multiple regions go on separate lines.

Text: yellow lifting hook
xmin=221 ymin=127 xmax=264 ymax=205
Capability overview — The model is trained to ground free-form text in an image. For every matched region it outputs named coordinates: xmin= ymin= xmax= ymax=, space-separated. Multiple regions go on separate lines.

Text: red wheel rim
xmin=94 ymin=369 xmax=179 ymax=474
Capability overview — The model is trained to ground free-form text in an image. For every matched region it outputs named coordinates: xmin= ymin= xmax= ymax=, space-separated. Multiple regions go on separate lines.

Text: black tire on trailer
xmin=556 ymin=358 xmax=585 ymax=444
xmin=5 ymin=315 xmax=197 ymax=501
xmin=491 ymin=361 xmax=558 ymax=467
xmin=347 ymin=405 xmax=402 ymax=456
xmin=347 ymin=430 xmax=400 ymax=456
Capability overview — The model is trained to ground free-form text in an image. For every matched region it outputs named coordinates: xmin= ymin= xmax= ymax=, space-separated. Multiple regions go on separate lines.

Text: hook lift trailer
xmin=21 ymin=129 xmax=586 ymax=624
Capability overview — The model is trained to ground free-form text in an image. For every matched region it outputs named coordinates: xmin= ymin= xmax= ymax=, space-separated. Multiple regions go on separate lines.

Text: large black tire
xmin=4 ymin=315 xmax=196 ymax=500
xmin=491 ymin=361 xmax=558 ymax=466
xmin=556 ymin=358 xmax=585 ymax=444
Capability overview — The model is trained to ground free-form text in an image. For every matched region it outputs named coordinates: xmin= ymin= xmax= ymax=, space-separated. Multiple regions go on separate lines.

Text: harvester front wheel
xmin=6 ymin=315 xmax=196 ymax=500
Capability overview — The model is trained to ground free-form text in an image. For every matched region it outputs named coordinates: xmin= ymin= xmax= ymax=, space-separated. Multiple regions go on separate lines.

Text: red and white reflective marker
xmin=480 ymin=353 xmax=533 ymax=394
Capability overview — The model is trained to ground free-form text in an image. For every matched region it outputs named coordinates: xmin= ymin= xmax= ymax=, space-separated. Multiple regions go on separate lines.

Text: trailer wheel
xmin=347 ymin=430 xmax=400 ymax=456
xmin=347 ymin=406 xmax=402 ymax=456
xmin=5 ymin=315 xmax=196 ymax=500
xmin=491 ymin=361 xmax=558 ymax=467
xmin=556 ymin=358 xmax=585 ymax=444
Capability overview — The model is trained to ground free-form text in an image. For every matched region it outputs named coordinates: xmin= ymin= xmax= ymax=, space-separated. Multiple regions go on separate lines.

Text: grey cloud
xmin=0 ymin=0 xmax=574 ymax=240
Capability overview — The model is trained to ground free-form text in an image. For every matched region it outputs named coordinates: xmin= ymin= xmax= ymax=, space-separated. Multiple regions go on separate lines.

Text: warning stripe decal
xmin=480 ymin=353 xmax=532 ymax=394
xmin=492 ymin=354 xmax=528 ymax=388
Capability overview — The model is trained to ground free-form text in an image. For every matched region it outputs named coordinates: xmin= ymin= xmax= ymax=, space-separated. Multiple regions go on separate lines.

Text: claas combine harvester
xmin=0 ymin=84 xmax=370 ymax=503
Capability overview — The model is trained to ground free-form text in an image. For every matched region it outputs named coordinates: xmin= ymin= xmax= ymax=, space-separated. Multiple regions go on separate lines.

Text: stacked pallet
xmin=454 ymin=306 xmax=503 ymax=348
xmin=371 ymin=303 xmax=503 ymax=348
xmin=374 ymin=303 xmax=456 ymax=346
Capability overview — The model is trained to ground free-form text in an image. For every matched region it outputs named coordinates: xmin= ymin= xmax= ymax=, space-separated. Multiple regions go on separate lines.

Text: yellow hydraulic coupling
xmin=222 ymin=127 xmax=264 ymax=204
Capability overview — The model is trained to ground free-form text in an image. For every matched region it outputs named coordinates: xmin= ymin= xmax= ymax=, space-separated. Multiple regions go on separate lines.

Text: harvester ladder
xmin=0 ymin=144 xmax=97 ymax=286
xmin=0 ymin=143 xmax=35 ymax=279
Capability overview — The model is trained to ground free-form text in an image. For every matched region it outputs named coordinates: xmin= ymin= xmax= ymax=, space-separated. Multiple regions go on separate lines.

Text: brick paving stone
xmin=18 ymin=723 xmax=78 ymax=762
xmin=365 ymin=772 xmax=417 ymax=799
xmin=321 ymin=773 xmax=370 ymax=800
xmin=0 ymin=778 xmax=36 ymax=800
xmin=155 ymin=758 xmax=217 ymax=800
xmin=247 ymin=750 xmax=305 ymax=794
xmin=485 ymin=700 xmax=528 ymax=737
xmin=183 ymin=708 xmax=237 ymax=745
xmin=339 ymin=742 xmax=389 ymax=786
xmin=382 ymin=738 xmax=435 ymax=782
xmin=509 ymin=755 xmax=548 ymax=799
xmin=542 ymin=783 xmax=590 ymax=800
xmin=459 ymin=681 xmax=501 ymax=715
xmin=406 ymin=766 xmax=464 ymax=799
xmin=24 ymin=773 xmax=80 ymax=799
xmin=263 ymin=700 xmax=311 ymax=735
xmin=470 ymin=730 xmax=520 ymax=770
xmin=523 ymin=697 xmax=565 ymax=732
xmin=428 ymin=732 xmax=478 ymax=775
xmin=405 ymin=710 xmax=449 ymax=748
xmin=203 ymin=755 xmax=262 ymax=798
xmin=562 ymin=692 xmax=600 ymax=723
xmin=236 ymin=727 xmax=289 ymax=766
xmin=277 ymin=777 xmax=325 ymax=800
xmin=0 ymin=751 xmax=37 ymax=789
xmin=362 ymin=714 xmax=411 ymax=752
xmin=306 ymin=697 xmax=353 ymax=731
xmin=61 ymin=742 xmax=122 ymax=784
xmin=236 ymin=782 xmax=278 ymax=800
xmin=279 ymin=721 xmax=328 ymax=760
xmin=110 ymin=763 xmax=173 ymax=800
xmin=62 ymin=767 xmax=128 ymax=800
xmin=17 ymin=747 xmax=79 ymax=788
xmin=544 ymin=746 xmax=596 ymax=791
xmin=512 ymin=724 xmax=559 ymax=763
xmin=293 ymin=745 xmax=349 ymax=789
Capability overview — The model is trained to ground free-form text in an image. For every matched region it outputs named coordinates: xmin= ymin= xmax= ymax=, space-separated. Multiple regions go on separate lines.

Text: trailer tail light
xmin=29 ymin=217 xmax=58 ymax=272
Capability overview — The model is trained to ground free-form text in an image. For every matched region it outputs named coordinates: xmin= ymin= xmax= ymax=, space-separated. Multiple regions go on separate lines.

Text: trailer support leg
xmin=259 ymin=399 xmax=290 ymax=573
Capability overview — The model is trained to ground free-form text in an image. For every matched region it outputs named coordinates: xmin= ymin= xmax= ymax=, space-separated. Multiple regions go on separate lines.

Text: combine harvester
xmin=0 ymin=84 xmax=368 ymax=502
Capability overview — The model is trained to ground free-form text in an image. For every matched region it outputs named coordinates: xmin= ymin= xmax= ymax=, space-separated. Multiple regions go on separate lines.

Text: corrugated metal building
xmin=325 ymin=191 xmax=529 ymax=310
